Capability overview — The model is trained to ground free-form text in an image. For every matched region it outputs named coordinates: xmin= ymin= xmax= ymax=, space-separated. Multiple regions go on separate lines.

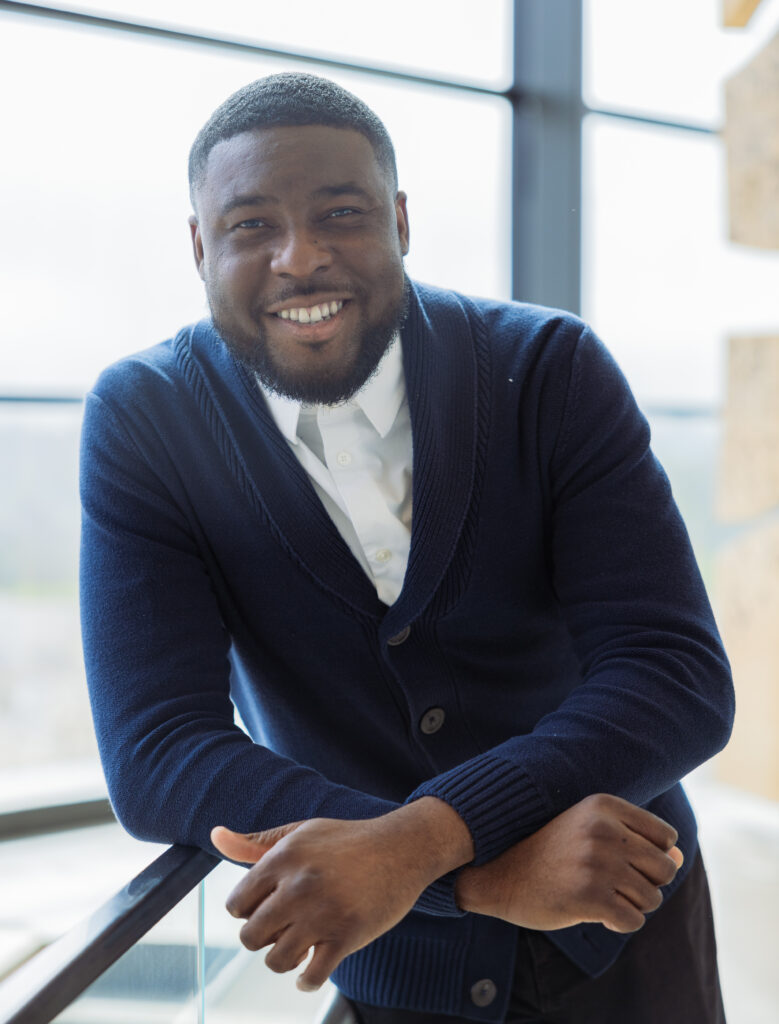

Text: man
xmin=80 ymin=73 xmax=733 ymax=1023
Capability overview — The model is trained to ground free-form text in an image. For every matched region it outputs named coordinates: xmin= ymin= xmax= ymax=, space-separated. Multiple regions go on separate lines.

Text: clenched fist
xmin=211 ymin=797 xmax=473 ymax=991
xmin=455 ymin=793 xmax=683 ymax=933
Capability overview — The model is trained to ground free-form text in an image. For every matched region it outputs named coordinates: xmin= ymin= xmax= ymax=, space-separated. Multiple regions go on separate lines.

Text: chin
xmin=213 ymin=287 xmax=409 ymax=405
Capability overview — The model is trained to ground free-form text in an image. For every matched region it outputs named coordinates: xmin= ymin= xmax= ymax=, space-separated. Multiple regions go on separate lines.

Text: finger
xmin=600 ymin=891 xmax=647 ymax=934
xmin=626 ymin=842 xmax=682 ymax=888
xmin=238 ymin=894 xmax=296 ymax=952
xmin=615 ymin=868 xmax=664 ymax=915
xmin=618 ymin=802 xmax=678 ymax=852
xmin=264 ymin=926 xmax=313 ymax=974
xmin=212 ymin=826 xmax=268 ymax=864
xmin=225 ymin=865 xmax=277 ymax=919
xmin=211 ymin=822 xmax=301 ymax=864
xmin=297 ymin=941 xmax=346 ymax=992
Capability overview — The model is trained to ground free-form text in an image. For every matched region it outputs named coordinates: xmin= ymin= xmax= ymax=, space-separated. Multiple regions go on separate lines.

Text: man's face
xmin=189 ymin=124 xmax=410 ymax=404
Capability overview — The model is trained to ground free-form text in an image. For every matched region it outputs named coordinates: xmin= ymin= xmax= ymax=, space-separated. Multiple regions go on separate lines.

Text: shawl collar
xmin=185 ymin=282 xmax=479 ymax=626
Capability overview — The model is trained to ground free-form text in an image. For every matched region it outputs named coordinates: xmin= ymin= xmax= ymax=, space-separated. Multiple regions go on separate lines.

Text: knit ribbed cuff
xmin=413 ymin=869 xmax=465 ymax=917
xmin=407 ymin=753 xmax=550 ymax=866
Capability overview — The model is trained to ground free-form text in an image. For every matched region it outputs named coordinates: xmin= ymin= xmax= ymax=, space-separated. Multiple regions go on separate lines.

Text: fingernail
xmin=296 ymin=977 xmax=321 ymax=993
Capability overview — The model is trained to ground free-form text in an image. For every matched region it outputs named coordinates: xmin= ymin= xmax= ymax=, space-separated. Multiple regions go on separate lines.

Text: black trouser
xmin=349 ymin=851 xmax=726 ymax=1024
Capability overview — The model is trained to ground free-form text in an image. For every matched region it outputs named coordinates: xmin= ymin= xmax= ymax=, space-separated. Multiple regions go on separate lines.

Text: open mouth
xmin=274 ymin=300 xmax=345 ymax=324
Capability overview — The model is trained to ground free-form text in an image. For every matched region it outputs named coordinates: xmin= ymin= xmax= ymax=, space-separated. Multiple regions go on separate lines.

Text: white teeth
xmin=276 ymin=300 xmax=344 ymax=322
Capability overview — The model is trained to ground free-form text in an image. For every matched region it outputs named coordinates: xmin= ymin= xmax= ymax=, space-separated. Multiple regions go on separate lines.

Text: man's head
xmin=188 ymin=74 xmax=410 ymax=405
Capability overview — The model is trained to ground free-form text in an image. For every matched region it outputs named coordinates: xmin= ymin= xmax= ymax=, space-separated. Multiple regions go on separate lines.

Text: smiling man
xmin=80 ymin=74 xmax=733 ymax=1024
xmin=189 ymin=122 xmax=410 ymax=405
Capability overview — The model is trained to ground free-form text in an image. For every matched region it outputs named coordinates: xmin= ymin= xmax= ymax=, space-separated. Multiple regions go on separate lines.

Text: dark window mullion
xmin=511 ymin=0 xmax=583 ymax=313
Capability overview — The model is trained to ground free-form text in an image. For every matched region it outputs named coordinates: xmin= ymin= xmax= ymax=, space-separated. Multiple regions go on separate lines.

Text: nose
xmin=270 ymin=227 xmax=333 ymax=278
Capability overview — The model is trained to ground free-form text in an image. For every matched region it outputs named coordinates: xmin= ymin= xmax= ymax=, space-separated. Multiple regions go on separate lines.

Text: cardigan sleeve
xmin=408 ymin=325 xmax=734 ymax=867
xmin=80 ymin=386 xmax=462 ymax=915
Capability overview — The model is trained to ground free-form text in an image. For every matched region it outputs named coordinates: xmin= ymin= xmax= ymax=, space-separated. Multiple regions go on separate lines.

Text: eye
xmin=327 ymin=207 xmax=360 ymax=219
xmin=235 ymin=217 xmax=269 ymax=230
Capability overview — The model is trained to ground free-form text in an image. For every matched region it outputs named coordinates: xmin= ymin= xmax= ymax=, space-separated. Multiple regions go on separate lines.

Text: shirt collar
xmin=257 ymin=333 xmax=404 ymax=444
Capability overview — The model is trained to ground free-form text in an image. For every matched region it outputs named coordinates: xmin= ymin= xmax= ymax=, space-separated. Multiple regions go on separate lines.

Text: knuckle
xmin=583 ymin=793 xmax=615 ymax=814
xmin=658 ymin=858 xmax=678 ymax=885
xmin=289 ymin=866 xmax=325 ymax=897
xmin=647 ymin=887 xmax=663 ymax=912
xmin=239 ymin=926 xmax=261 ymax=952
xmin=264 ymin=948 xmax=290 ymax=973
xmin=225 ymin=897 xmax=244 ymax=918
xmin=586 ymin=817 xmax=619 ymax=843
xmin=613 ymin=905 xmax=645 ymax=934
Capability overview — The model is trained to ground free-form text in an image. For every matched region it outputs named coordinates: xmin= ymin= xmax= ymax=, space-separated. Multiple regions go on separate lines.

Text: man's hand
xmin=211 ymin=797 xmax=473 ymax=992
xmin=455 ymin=793 xmax=683 ymax=933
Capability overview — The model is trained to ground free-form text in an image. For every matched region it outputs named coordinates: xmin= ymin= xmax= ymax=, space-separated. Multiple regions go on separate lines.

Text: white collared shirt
xmin=258 ymin=336 xmax=412 ymax=605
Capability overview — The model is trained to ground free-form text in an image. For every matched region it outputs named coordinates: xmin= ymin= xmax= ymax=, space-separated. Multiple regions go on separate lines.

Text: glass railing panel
xmin=49 ymin=880 xmax=202 ymax=1024
xmin=202 ymin=859 xmax=335 ymax=1024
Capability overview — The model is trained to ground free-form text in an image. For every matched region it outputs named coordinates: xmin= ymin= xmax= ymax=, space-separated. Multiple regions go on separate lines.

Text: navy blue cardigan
xmin=80 ymin=283 xmax=733 ymax=1022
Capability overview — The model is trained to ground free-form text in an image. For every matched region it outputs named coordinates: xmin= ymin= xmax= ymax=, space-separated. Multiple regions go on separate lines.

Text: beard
xmin=211 ymin=275 xmax=410 ymax=406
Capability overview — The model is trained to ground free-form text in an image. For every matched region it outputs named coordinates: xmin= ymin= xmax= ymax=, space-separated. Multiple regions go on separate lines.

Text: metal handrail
xmin=0 ymin=844 xmax=218 ymax=1024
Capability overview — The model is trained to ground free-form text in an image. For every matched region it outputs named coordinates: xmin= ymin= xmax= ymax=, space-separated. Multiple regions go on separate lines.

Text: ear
xmin=188 ymin=215 xmax=206 ymax=280
xmin=394 ymin=191 xmax=410 ymax=256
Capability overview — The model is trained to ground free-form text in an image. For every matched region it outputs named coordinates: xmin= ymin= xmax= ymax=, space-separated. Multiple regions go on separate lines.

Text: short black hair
xmin=188 ymin=72 xmax=398 ymax=207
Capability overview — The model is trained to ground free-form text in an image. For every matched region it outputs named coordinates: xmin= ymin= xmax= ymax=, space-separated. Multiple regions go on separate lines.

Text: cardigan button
xmin=470 ymin=978 xmax=497 ymax=1007
xmin=387 ymin=626 xmax=410 ymax=646
xmin=419 ymin=707 xmax=445 ymax=734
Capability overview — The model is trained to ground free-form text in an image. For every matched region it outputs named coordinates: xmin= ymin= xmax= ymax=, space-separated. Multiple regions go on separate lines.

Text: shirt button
xmin=336 ymin=450 xmax=352 ymax=466
xmin=374 ymin=548 xmax=392 ymax=563
xmin=387 ymin=626 xmax=410 ymax=646
xmin=419 ymin=707 xmax=445 ymax=735
xmin=470 ymin=979 xmax=497 ymax=1008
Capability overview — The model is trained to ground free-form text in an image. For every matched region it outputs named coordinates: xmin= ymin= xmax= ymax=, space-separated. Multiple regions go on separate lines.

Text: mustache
xmin=256 ymin=281 xmax=359 ymax=314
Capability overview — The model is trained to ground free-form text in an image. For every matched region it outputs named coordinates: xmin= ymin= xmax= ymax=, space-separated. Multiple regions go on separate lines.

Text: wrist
xmin=454 ymin=851 xmax=521 ymax=917
xmin=454 ymin=863 xmax=482 ymax=913
xmin=391 ymin=796 xmax=474 ymax=883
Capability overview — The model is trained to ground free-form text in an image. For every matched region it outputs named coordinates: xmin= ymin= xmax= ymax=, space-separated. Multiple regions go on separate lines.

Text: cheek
xmin=353 ymin=238 xmax=404 ymax=284
xmin=206 ymin=251 xmax=262 ymax=301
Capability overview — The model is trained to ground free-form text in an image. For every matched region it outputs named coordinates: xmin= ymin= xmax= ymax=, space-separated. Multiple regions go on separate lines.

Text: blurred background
xmin=0 ymin=1 xmax=777 ymax=1021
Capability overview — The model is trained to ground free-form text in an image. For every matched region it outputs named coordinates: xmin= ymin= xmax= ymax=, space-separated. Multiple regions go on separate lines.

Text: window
xmin=0 ymin=0 xmax=513 ymax=811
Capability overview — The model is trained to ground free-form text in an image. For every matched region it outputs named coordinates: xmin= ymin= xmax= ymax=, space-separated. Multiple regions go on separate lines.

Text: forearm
xmin=410 ymin=333 xmax=732 ymax=871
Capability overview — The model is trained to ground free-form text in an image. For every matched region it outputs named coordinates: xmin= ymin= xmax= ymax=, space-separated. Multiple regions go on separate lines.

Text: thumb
xmin=210 ymin=821 xmax=302 ymax=864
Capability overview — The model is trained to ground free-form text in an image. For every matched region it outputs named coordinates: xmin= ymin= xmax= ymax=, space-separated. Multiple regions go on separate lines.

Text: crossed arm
xmin=211 ymin=792 xmax=683 ymax=992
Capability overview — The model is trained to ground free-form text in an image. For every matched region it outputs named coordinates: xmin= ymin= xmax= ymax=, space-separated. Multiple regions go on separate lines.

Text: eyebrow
xmin=311 ymin=182 xmax=374 ymax=201
xmin=218 ymin=182 xmax=374 ymax=218
xmin=219 ymin=193 xmax=275 ymax=217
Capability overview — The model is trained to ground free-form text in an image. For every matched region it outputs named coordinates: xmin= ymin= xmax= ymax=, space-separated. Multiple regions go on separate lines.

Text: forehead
xmin=200 ymin=125 xmax=389 ymax=210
